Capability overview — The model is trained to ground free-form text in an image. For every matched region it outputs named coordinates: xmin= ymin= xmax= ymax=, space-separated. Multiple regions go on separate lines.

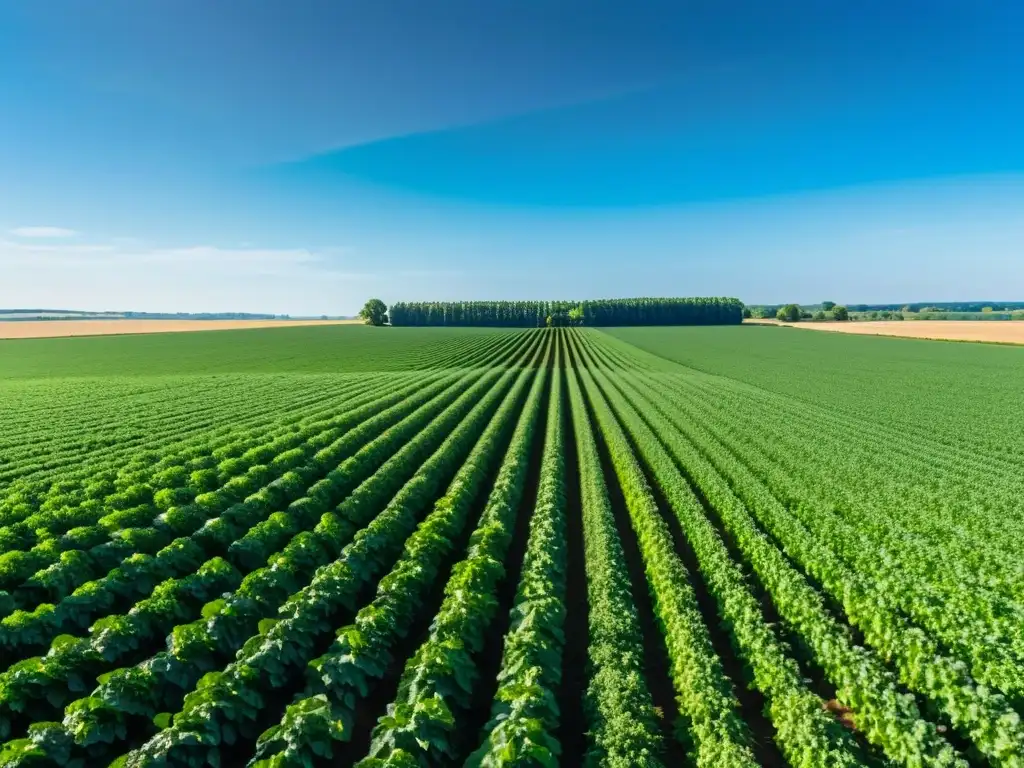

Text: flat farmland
xmin=0 ymin=318 xmax=360 ymax=339
xmin=1 ymin=324 xmax=1022 ymax=767
xmin=749 ymin=318 xmax=1024 ymax=344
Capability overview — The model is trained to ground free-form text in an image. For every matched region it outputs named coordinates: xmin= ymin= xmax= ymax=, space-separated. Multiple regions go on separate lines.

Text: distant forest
xmin=848 ymin=301 xmax=1024 ymax=312
xmin=752 ymin=301 xmax=1024 ymax=314
xmin=385 ymin=297 xmax=744 ymax=327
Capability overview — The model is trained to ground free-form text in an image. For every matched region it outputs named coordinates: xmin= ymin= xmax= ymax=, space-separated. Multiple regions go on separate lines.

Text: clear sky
xmin=2 ymin=1 xmax=1022 ymax=315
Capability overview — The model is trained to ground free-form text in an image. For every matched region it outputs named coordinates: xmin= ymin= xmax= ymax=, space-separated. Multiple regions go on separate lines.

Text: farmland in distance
xmin=0 ymin=325 xmax=1022 ymax=767
xmin=0 ymin=320 xmax=363 ymax=341
xmin=744 ymin=318 xmax=1024 ymax=345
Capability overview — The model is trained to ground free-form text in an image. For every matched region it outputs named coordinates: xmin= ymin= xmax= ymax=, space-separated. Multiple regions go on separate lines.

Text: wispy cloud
xmin=1 ymin=240 xmax=114 ymax=255
xmin=9 ymin=226 xmax=79 ymax=238
xmin=1 ymin=240 xmax=330 ymax=270
xmin=0 ymin=236 xmax=400 ymax=314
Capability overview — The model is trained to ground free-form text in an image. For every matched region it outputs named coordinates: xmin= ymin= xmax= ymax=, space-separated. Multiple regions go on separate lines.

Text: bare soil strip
xmin=0 ymin=319 xmax=360 ymax=339
xmin=746 ymin=319 xmax=1024 ymax=345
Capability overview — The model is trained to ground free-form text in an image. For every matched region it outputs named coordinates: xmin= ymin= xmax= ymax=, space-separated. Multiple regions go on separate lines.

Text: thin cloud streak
xmin=9 ymin=226 xmax=79 ymax=238
xmin=0 ymin=236 xmax=446 ymax=315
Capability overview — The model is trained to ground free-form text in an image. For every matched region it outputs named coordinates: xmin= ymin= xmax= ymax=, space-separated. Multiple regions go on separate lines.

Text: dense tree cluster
xmin=386 ymin=297 xmax=744 ymax=327
xmin=776 ymin=304 xmax=802 ymax=322
xmin=358 ymin=298 xmax=388 ymax=326
xmin=767 ymin=302 xmax=849 ymax=322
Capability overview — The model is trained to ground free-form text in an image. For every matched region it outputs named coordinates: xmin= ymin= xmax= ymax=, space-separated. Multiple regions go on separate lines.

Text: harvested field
xmin=0 ymin=318 xmax=360 ymax=339
xmin=746 ymin=318 xmax=1024 ymax=344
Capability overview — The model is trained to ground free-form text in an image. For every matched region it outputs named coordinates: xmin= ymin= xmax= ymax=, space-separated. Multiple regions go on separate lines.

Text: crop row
xmin=0 ymin=328 xmax=531 ymax=512
xmin=112 ymin=337 xmax=543 ymax=766
xmin=467 ymin=339 xmax=568 ymax=767
xmin=4 ymin=325 xmax=1019 ymax=768
xmin=0 ymin=332 xmax=544 ymax=764
xmin=576 ymin=328 xmax=1023 ymax=766
xmin=0 ymin=326 xmax=538 ymax=546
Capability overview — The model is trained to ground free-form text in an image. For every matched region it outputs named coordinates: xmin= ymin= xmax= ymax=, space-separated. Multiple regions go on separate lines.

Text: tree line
xmin=362 ymin=297 xmax=745 ymax=327
xmin=770 ymin=303 xmax=849 ymax=322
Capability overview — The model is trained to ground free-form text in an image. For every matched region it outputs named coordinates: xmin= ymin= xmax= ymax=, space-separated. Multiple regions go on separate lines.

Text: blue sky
xmin=1 ymin=1 xmax=1022 ymax=315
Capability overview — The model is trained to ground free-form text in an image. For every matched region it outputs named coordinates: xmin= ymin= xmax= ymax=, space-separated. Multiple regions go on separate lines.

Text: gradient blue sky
xmin=2 ymin=1 xmax=1022 ymax=315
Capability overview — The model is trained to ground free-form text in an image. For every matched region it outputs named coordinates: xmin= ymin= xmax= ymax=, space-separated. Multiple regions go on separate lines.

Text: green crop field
xmin=0 ymin=325 xmax=510 ymax=379
xmin=0 ymin=325 xmax=1022 ymax=768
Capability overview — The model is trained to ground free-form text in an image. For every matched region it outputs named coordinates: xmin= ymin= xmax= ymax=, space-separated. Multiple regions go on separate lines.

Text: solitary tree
xmin=568 ymin=306 xmax=584 ymax=326
xmin=359 ymin=298 xmax=388 ymax=326
xmin=821 ymin=300 xmax=836 ymax=311
xmin=776 ymin=304 xmax=802 ymax=322
xmin=833 ymin=305 xmax=850 ymax=321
